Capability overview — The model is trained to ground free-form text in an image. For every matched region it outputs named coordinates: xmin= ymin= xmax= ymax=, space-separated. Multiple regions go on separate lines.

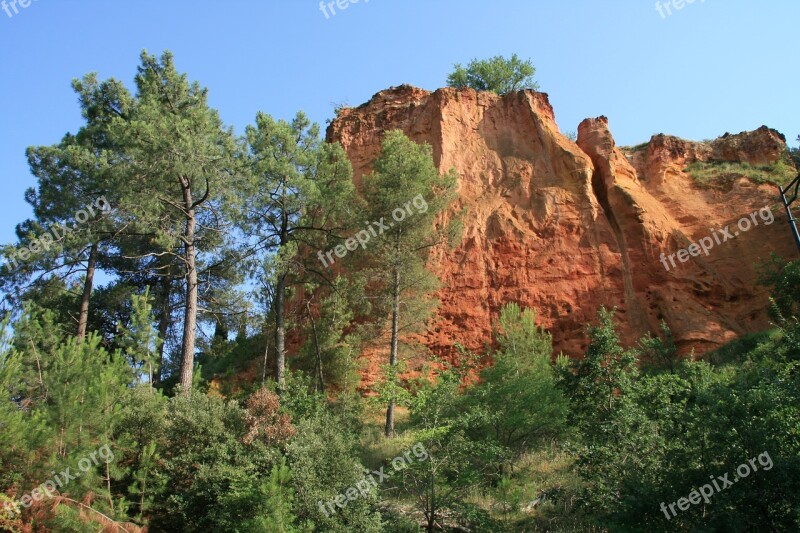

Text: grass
xmin=620 ymin=142 xmax=649 ymax=153
xmin=455 ymin=445 xmax=605 ymax=532
xmin=684 ymin=159 xmax=796 ymax=187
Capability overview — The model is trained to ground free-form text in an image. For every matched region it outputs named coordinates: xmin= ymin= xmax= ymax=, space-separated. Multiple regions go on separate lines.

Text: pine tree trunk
xmin=76 ymin=242 xmax=98 ymax=342
xmin=179 ymin=181 xmax=198 ymax=393
xmin=385 ymin=266 xmax=401 ymax=438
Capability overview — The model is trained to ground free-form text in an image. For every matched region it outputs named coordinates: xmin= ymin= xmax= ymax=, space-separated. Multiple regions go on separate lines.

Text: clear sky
xmin=1 ymin=0 xmax=798 ymax=246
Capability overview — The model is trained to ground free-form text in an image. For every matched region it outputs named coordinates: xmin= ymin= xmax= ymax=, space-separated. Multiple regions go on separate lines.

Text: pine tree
xmin=1 ymin=75 xmax=129 ymax=341
xmin=359 ymin=130 xmax=459 ymax=437
xmin=240 ymin=111 xmax=355 ymax=392
xmin=115 ymin=51 xmax=240 ymax=392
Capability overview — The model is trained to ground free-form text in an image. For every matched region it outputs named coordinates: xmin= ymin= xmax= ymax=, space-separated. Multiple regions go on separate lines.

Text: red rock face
xmin=327 ymin=85 xmax=797 ymax=360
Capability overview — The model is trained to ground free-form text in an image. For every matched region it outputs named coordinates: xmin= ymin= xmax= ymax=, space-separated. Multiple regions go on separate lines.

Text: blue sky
xmin=0 ymin=0 xmax=798 ymax=246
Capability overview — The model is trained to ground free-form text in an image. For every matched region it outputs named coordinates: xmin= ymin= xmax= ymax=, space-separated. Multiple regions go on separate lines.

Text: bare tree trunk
xmin=155 ymin=275 xmax=171 ymax=385
xmin=179 ymin=180 xmax=198 ymax=393
xmin=385 ymin=266 xmax=401 ymax=438
xmin=274 ymin=216 xmax=289 ymax=393
xmin=76 ymin=242 xmax=98 ymax=342
xmin=274 ymin=271 xmax=287 ymax=392
xmin=426 ymin=470 xmax=436 ymax=532
xmin=262 ymin=335 xmax=270 ymax=385
xmin=306 ymin=299 xmax=325 ymax=393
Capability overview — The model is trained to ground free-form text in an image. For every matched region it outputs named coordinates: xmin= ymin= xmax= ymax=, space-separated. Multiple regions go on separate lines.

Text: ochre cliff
xmin=326 ymin=85 xmax=796 ymax=363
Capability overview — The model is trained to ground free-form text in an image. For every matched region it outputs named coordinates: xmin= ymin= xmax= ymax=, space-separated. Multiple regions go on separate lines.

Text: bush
xmin=287 ymin=415 xmax=383 ymax=533
xmin=148 ymin=392 xmax=289 ymax=531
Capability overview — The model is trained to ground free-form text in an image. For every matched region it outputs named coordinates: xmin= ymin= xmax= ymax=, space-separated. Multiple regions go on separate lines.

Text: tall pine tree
xmin=360 ymin=130 xmax=459 ymax=437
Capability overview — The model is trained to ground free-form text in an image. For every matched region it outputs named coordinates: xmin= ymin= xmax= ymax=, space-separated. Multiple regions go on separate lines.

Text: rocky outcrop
xmin=327 ymin=85 xmax=797 ymax=361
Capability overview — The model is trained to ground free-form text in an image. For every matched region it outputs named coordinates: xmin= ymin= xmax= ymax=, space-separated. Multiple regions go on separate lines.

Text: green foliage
xmin=466 ymin=304 xmax=567 ymax=460
xmin=0 ymin=309 xmax=135 ymax=530
xmin=623 ymin=141 xmax=650 ymax=152
xmin=116 ymin=287 xmax=160 ymax=385
xmin=405 ymin=362 xmax=503 ymax=531
xmin=684 ymin=159 xmax=795 ymax=186
xmin=116 ymin=50 xmax=243 ymax=389
xmin=557 ymin=308 xmax=655 ymax=520
xmin=241 ymin=109 xmax=356 ymax=390
xmin=638 ymin=320 xmax=680 ymax=373
xmin=114 ymin=386 xmax=169 ymax=522
xmin=560 ymin=307 xmax=639 ymax=425
xmin=557 ymin=304 xmax=800 ymax=531
xmin=759 ymin=254 xmax=800 ymax=318
xmin=789 ymin=134 xmax=800 ymax=167
xmin=0 ymin=72 xmax=129 ymax=327
xmin=446 ymin=54 xmax=539 ymax=94
xmin=295 ymin=276 xmax=365 ymax=393
xmin=148 ymin=392 xmax=289 ymax=531
xmin=270 ymin=370 xmax=328 ymax=422
xmin=287 ymin=415 xmax=383 ymax=533
xmin=225 ymin=458 xmax=309 ymax=533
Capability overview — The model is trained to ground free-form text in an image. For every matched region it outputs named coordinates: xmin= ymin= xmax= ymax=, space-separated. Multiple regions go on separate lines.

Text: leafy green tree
xmin=0 ymin=307 xmax=136 ymax=529
xmin=0 ymin=318 xmax=46 ymax=494
xmin=114 ymin=386 xmax=168 ymax=524
xmin=287 ymin=414 xmax=383 ymax=533
xmin=560 ymin=307 xmax=639 ymax=424
xmin=759 ymin=255 xmax=800 ymax=318
xmin=359 ymin=130 xmax=459 ymax=437
xmin=405 ymin=359 xmax=501 ymax=532
xmin=558 ymin=308 xmax=651 ymax=515
xmin=465 ymin=304 xmax=567 ymax=467
xmin=638 ymin=320 xmax=680 ymax=373
xmin=446 ymin=54 xmax=539 ymax=94
xmin=241 ymin=111 xmax=355 ymax=392
xmin=296 ymin=276 xmax=366 ymax=393
xmin=223 ymin=458 xmax=308 ymax=533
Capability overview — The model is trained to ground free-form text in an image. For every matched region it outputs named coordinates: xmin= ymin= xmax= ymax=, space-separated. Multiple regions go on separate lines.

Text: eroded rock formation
xmin=327 ymin=85 xmax=796 ymax=361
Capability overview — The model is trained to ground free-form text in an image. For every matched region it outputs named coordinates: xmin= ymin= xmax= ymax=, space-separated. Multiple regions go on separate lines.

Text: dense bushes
xmin=3 ymin=275 xmax=800 ymax=531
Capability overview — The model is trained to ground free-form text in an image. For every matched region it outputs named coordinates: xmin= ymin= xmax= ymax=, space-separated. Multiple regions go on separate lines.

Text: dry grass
xmin=685 ymin=159 xmax=796 ymax=186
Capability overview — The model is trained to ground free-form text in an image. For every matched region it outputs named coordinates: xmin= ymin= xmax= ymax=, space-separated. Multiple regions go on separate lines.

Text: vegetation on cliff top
xmin=446 ymin=54 xmax=539 ymax=95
